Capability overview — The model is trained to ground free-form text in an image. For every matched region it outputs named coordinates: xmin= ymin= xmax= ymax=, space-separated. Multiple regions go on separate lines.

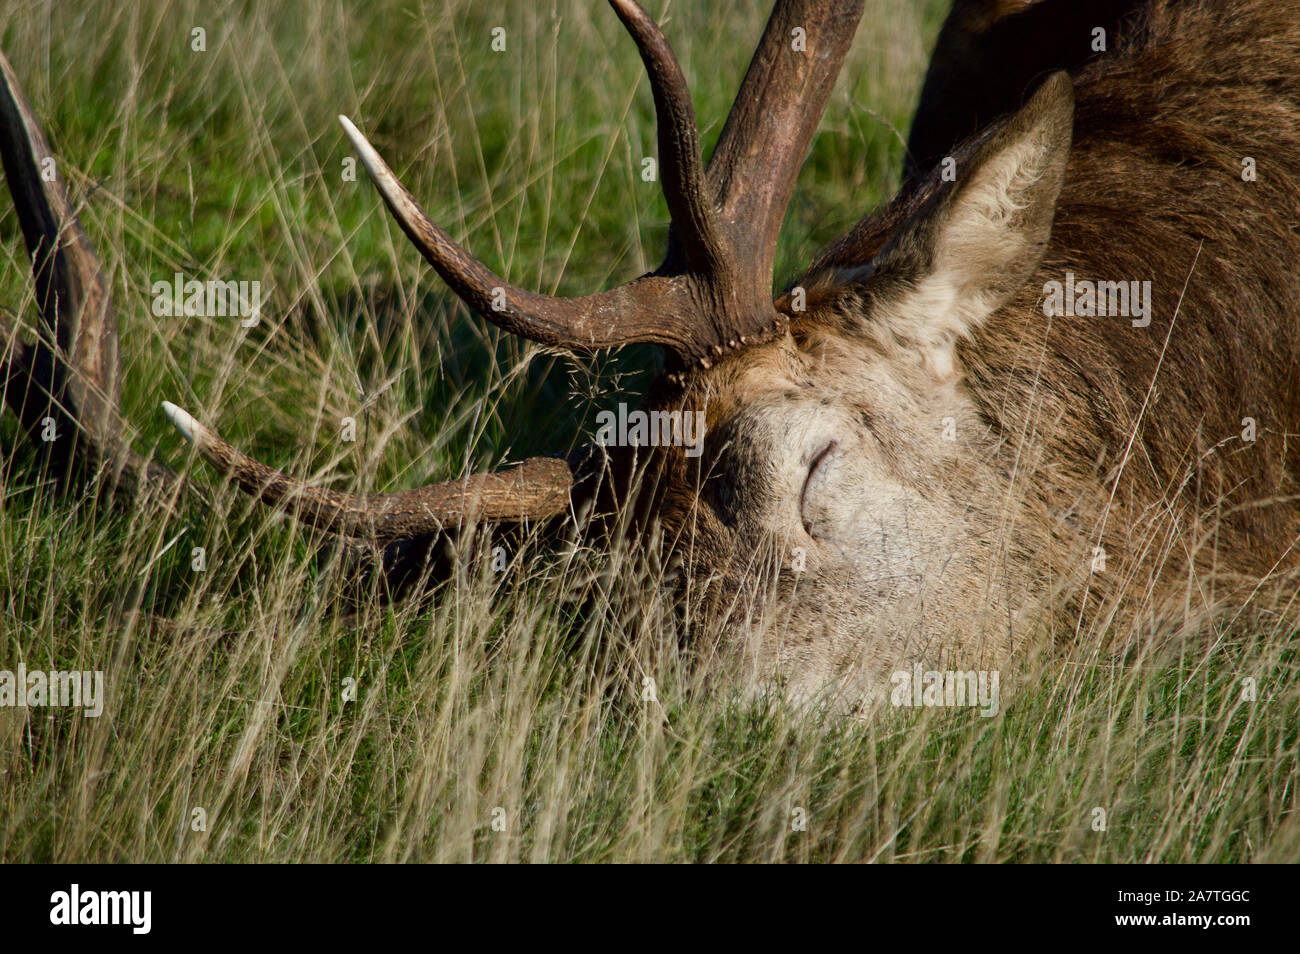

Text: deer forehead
xmin=686 ymin=327 xmax=977 ymax=441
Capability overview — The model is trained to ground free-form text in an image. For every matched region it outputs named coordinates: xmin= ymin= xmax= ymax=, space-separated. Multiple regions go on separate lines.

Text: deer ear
xmin=847 ymin=71 xmax=1074 ymax=376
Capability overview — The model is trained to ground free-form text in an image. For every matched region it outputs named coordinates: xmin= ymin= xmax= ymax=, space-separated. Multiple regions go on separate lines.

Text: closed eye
xmin=800 ymin=440 xmax=837 ymax=537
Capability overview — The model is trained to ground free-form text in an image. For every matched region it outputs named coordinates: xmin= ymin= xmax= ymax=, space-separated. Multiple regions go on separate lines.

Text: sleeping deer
xmin=3 ymin=0 xmax=1298 ymax=707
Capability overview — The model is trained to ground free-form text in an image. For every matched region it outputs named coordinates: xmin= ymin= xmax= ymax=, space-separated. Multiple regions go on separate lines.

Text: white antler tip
xmin=161 ymin=401 xmax=202 ymax=444
xmin=338 ymin=115 xmax=371 ymax=158
xmin=336 ymin=114 xmax=400 ymax=199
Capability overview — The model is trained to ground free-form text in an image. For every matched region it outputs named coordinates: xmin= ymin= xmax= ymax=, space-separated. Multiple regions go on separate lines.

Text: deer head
xmin=146 ymin=0 xmax=1082 ymax=703
xmin=5 ymin=1 xmax=1201 ymax=707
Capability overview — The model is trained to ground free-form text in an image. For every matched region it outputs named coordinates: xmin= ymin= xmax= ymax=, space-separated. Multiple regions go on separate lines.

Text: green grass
xmin=1 ymin=0 xmax=1296 ymax=863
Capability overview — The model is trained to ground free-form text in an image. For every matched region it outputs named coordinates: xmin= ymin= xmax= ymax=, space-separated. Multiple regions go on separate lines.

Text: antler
xmin=0 ymin=50 xmax=176 ymax=496
xmin=161 ymin=0 xmax=865 ymax=541
xmin=162 ymin=403 xmax=573 ymax=541
xmin=705 ymin=0 xmax=865 ymax=323
xmin=335 ymin=0 xmax=866 ymax=367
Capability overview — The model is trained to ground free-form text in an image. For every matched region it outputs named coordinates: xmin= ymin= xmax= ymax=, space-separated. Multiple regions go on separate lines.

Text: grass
xmin=0 ymin=0 xmax=1296 ymax=863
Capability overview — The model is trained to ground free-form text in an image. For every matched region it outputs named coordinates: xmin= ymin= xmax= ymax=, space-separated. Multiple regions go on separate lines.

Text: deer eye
xmin=800 ymin=440 xmax=838 ymax=537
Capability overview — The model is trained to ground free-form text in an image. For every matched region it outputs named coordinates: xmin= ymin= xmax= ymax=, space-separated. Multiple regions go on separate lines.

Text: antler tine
xmin=707 ymin=0 xmax=866 ymax=275
xmin=0 ymin=49 xmax=176 ymax=495
xmin=337 ymin=116 xmax=705 ymax=359
xmin=161 ymin=402 xmax=574 ymax=541
xmin=607 ymin=0 xmax=719 ymax=268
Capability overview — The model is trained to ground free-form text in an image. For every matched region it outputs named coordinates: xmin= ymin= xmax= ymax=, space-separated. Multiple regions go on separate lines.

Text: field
xmin=0 ymin=0 xmax=1296 ymax=862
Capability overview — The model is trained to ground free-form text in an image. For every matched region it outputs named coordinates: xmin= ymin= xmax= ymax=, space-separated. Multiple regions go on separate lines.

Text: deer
xmin=3 ymin=0 xmax=1298 ymax=708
